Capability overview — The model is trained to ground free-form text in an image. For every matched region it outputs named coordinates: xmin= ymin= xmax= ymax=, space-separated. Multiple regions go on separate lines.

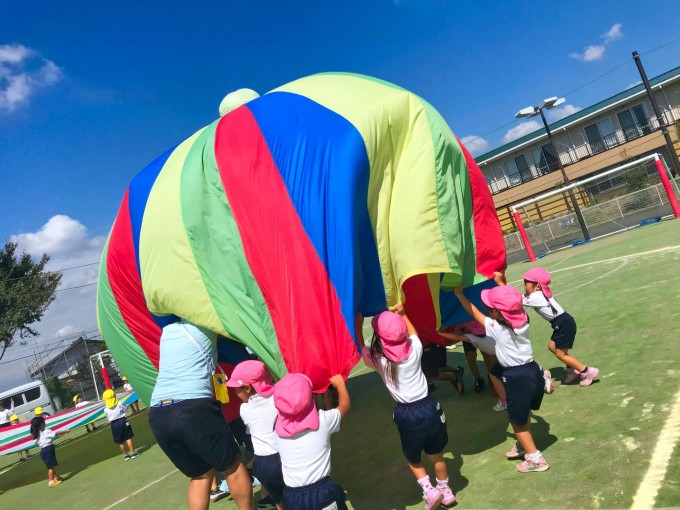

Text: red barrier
xmin=655 ymin=158 xmax=680 ymax=218
xmin=513 ymin=210 xmax=536 ymax=261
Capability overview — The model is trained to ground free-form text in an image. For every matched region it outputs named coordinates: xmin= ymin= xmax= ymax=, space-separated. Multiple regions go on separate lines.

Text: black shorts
xmin=253 ymin=453 xmax=285 ymax=503
xmin=490 ymin=362 xmax=505 ymax=379
xmin=421 ymin=345 xmax=447 ymax=378
xmin=283 ymin=476 xmax=347 ymax=510
xmin=40 ymin=445 xmax=58 ymax=469
xmin=0 ymin=422 xmax=11 ymax=429
xmin=550 ymin=313 xmax=577 ymax=349
xmin=149 ymin=398 xmax=241 ymax=478
xmin=502 ymin=361 xmax=544 ymax=425
xmin=393 ymin=395 xmax=448 ymax=464
xmin=110 ymin=417 xmax=134 ymax=444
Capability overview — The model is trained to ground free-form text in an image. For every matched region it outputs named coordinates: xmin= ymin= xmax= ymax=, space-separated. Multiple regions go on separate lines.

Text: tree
xmin=0 ymin=242 xmax=62 ymax=361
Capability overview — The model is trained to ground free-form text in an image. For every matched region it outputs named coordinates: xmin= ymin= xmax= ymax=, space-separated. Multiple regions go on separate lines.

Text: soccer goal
xmin=510 ymin=153 xmax=680 ymax=261
xmin=89 ymin=350 xmax=124 ymax=400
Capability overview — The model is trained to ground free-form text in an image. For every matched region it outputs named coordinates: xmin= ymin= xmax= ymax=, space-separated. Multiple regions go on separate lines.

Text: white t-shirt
xmin=484 ymin=317 xmax=533 ymax=368
xmin=123 ymin=383 xmax=133 ymax=392
xmin=240 ymin=394 xmax=278 ymax=456
xmin=463 ymin=333 xmax=497 ymax=356
xmin=37 ymin=428 xmax=56 ymax=448
xmin=75 ymin=401 xmax=91 ymax=409
xmin=105 ymin=403 xmax=127 ymax=422
xmin=362 ymin=335 xmax=428 ymax=404
xmin=0 ymin=407 xmax=13 ymax=425
xmin=523 ymin=291 xmax=565 ymax=321
xmin=277 ymin=409 xmax=341 ymax=488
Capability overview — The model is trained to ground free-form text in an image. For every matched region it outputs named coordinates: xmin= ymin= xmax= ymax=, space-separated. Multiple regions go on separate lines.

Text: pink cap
xmin=372 ymin=312 xmax=412 ymax=362
xmin=273 ymin=374 xmax=319 ymax=438
xmin=522 ymin=267 xmax=553 ymax=298
xmin=225 ymin=360 xmax=274 ymax=396
xmin=460 ymin=320 xmax=486 ymax=336
xmin=480 ymin=286 xmax=528 ymax=329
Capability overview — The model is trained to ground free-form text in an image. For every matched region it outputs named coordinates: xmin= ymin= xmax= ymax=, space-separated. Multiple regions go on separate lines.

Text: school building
xmin=476 ymin=64 xmax=680 ymax=232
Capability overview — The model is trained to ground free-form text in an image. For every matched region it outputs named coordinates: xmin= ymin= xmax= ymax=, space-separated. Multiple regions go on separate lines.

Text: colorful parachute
xmin=96 ymin=73 xmax=506 ymax=403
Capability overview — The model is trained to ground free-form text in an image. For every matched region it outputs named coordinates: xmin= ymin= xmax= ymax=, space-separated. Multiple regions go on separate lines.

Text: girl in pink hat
xmin=226 ymin=360 xmax=284 ymax=510
xmin=521 ymin=267 xmax=599 ymax=387
xmin=360 ymin=305 xmax=454 ymax=510
xmin=273 ymin=372 xmax=350 ymax=510
xmin=454 ymin=280 xmax=550 ymax=473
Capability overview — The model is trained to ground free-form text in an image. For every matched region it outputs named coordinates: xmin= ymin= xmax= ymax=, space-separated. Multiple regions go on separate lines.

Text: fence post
xmin=616 ymin=197 xmax=624 ymax=218
xmin=513 ymin=210 xmax=536 ymax=261
xmin=654 ymin=158 xmax=680 ymax=218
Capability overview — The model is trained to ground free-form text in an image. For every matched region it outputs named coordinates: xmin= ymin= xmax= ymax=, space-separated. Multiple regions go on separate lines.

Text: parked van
xmin=0 ymin=381 xmax=55 ymax=420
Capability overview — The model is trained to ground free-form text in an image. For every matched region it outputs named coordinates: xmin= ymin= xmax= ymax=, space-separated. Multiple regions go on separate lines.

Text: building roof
xmin=29 ymin=337 xmax=105 ymax=378
xmin=476 ymin=64 xmax=680 ymax=164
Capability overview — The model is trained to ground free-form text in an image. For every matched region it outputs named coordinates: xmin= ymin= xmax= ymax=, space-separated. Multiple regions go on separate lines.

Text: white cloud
xmin=602 ymin=23 xmax=623 ymax=44
xmin=460 ymin=135 xmax=490 ymax=156
xmin=503 ymin=120 xmax=541 ymax=143
xmin=3 ymin=216 xmax=106 ymax=390
xmin=547 ymin=104 xmax=582 ymax=122
xmin=627 ymin=80 xmax=642 ymax=89
xmin=0 ymin=43 xmax=63 ymax=112
xmin=570 ymin=45 xmax=606 ymax=62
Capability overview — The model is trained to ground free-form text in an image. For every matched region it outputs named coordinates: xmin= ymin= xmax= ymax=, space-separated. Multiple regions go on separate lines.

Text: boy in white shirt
xmin=273 ymin=373 xmax=350 ymax=510
xmin=74 ymin=394 xmax=97 ymax=433
xmin=103 ymin=389 xmax=139 ymax=460
xmin=226 ymin=360 xmax=285 ymax=509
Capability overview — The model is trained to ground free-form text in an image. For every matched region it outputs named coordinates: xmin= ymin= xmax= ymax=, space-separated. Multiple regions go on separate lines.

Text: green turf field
xmin=2 ymin=219 xmax=680 ymax=509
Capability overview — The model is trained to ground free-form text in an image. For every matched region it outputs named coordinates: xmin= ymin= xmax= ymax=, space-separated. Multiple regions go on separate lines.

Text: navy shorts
xmin=490 ymin=362 xmax=505 ymax=379
xmin=463 ymin=341 xmax=477 ymax=353
xmin=110 ymin=417 xmax=134 ymax=445
xmin=421 ymin=345 xmax=447 ymax=378
xmin=149 ymin=398 xmax=241 ymax=478
xmin=40 ymin=445 xmax=58 ymax=469
xmin=550 ymin=312 xmax=577 ymax=349
xmin=283 ymin=476 xmax=346 ymax=510
xmin=253 ymin=453 xmax=285 ymax=503
xmin=502 ymin=361 xmax=544 ymax=425
xmin=393 ymin=395 xmax=448 ymax=464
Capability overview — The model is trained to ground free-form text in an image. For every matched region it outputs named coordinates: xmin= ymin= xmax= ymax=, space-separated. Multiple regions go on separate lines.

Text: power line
xmin=1 ymin=261 xmax=100 ymax=283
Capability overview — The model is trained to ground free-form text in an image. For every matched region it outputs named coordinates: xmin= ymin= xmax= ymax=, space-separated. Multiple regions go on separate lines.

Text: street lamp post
xmin=516 ymin=97 xmax=591 ymax=241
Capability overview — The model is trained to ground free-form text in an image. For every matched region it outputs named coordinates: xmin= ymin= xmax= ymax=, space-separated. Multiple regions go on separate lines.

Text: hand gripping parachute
xmin=96 ymin=73 xmax=506 ymax=403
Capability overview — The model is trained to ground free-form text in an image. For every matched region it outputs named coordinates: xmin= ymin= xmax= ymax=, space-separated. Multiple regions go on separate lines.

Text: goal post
xmin=511 ymin=153 xmax=680 ymax=261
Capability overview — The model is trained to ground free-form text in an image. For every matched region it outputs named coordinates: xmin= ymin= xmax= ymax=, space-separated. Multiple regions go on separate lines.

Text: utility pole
xmin=633 ymin=51 xmax=680 ymax=176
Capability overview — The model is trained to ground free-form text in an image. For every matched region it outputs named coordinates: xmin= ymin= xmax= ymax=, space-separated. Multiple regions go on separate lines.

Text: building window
xmin=584 ymin=118 xmax=617 ymax=154
xmin=531 ymin=144 xmax=559 ymax=175
xmin=617 ymin=103 xmax=652 ymax=142
xmin=514 ymin=155 xmax=533 ymax=182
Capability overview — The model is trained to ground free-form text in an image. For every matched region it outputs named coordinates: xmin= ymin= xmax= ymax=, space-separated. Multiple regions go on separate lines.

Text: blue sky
xmin=1 ymin=0 xmax=679 ymax=388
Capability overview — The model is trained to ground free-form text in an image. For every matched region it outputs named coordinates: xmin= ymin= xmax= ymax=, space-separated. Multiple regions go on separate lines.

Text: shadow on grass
xmin=0 ymin=412 xmax=155 ymax=493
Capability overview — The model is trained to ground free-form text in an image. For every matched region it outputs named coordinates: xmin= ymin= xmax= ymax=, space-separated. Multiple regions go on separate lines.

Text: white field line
xmin=557 ymin=259 xmax=628 ymax=296
xmin=631 ymin=387 xmax=680 ymax=509
xmin=509 ymin=245 xmax=680 ymax=286
xmin=102 ymin=468 xmax=179 ymax=510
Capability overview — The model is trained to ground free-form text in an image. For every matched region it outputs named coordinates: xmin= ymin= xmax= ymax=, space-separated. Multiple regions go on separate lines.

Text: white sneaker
xmin=493 ymin=400 xmax=507 ymax=412
xmin=543 ymin=370 xmax=554 ymax=394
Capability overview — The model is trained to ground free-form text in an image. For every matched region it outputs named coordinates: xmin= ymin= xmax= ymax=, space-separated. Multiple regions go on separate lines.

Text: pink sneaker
xmin=516 ymin=454 xmax=549 ymax=472
xmin=423 ymin=485 xmax=444 ymax=510
xmin=505 ymin=443 xmax=526 ymax=459
xmin=436 ymin=482 xmax=456 ymax=506
xmin=580 ymin=366 xmax=600 ymax=387
xmin=562 ymin=367 xmax=580 ymax=384
xmin=543 ymin=369 xmax=554 ymax=394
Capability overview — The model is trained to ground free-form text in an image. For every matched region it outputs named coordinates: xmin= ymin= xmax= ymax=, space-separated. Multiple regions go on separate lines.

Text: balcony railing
xmin=486 ymin=106 xmax=680 ymax=195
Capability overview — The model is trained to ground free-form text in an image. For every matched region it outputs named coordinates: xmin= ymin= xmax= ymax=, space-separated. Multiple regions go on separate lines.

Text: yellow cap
xmin=10 ymin=414 xmax=18 ymax=422
xmin=103 ymin=389 xmax=118 ymax=409
xmin=122 ymin=376 xmax=127 ymax=381
xmin=34 ymin=407 xmax=43 ymax=416
xmin=73 ymin=395 xmax=79 ymax=403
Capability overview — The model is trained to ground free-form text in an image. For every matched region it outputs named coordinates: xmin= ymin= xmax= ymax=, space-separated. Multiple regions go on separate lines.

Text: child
xmin=438 ymin=322 xmax=509 ymax=412
xmin=73 ymin=395 xmax=97 ymax=433
xmin=10 ymin=414 xmax=31 ymax=462
xmin=103 ymin=389 xmax=140 ymax=460
xmin=226 ymin=360 xmax=285 ymax=510
xmin=361 ymin=306 xmax=455 ymax=509
xmin=522 ymin=268 xmax=599 ymax=386
xmin=454 ymin=282 xmax=550 ymax=473
xmin=30 ymin=416 xmax=69 ymax=487
xmin=273 ymin=373 xmax=350 ymax=510
xmin=421 ymin=342 xmax=465 ymax=396
xmin=122 ymin=377 xmax=141 ymax=414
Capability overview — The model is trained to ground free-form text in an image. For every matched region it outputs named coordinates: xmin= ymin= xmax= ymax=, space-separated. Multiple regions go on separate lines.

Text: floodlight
xmin=515 ymin=106 xmax=537 ymax=119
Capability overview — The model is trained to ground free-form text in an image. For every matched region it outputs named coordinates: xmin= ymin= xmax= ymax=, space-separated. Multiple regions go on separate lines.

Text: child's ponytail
xmin=30 ymin=416 xmax=45 ymax=440
xmin=370 ymin=332 xmax=399 ymax=387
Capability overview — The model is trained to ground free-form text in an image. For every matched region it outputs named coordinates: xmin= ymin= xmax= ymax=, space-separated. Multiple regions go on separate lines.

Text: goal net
xmin=89 ymin=350 xmax=125 ymax=400
xmin=507 ymin=153 xmax=680 ymax=260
